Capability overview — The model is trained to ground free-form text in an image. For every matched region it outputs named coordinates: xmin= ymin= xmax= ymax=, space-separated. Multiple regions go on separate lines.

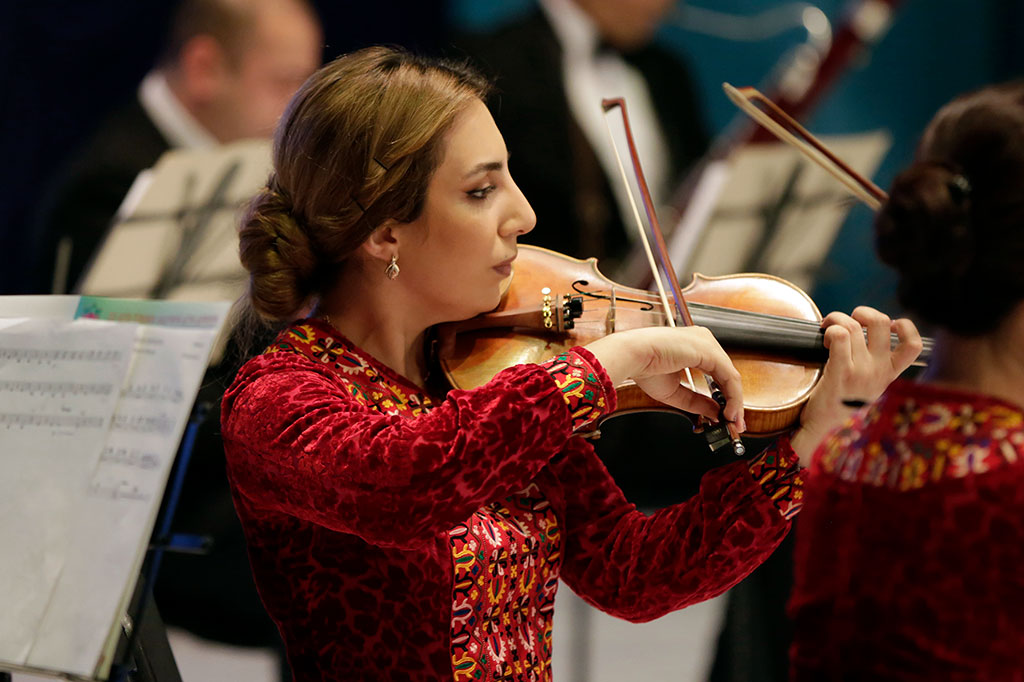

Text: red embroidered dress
xmin=221 ymin=319 xmax=804 ymax=681
xmin=790 ymin=380 xmax=1024 ymax=681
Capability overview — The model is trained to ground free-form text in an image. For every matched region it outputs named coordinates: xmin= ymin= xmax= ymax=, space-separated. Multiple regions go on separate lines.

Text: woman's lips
xmin=493 ymin=256 xmax=516 ymax=277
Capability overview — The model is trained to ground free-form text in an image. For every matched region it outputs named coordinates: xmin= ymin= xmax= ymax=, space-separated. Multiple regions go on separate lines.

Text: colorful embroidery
xmin=748 ymin=435 xmax=804 ymax=519
xmin=449 ymin=483 xmax=561 ymax=682
xmin=266 ymin=321 xmax=435 ymax=417
xmin=539 ymin=348 xmax=614 ymax=433
xmin=817 ymin=381 xmax=1024 ymax=490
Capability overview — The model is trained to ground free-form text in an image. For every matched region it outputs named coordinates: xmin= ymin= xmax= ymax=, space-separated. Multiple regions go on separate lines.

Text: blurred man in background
xmin=32 ymin=0 xmax=321 ymax=295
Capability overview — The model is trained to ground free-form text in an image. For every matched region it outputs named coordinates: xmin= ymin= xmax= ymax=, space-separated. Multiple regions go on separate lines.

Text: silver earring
xmin=384 ymin=254 xmax=400 ymax=280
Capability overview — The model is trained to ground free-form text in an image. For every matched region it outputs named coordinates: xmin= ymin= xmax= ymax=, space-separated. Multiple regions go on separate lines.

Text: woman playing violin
xmin=221 ymin=46 xmax=920 ymax=681
xmin=789 ymin=83 xmax=1024 ymax=681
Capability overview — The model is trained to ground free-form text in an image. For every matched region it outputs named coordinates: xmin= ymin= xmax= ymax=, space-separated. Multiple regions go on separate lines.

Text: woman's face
xmin=391 ymin=98 xmax=536 ymax=323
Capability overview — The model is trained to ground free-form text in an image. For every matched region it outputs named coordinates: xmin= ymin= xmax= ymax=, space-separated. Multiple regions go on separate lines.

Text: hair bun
xmin=876 ymin=163 xmax=973 ymax=273
xmin=874 ymin=163 xmax=979 ymax=330
xmin=238 ymin=183 xmax=320 ymax=321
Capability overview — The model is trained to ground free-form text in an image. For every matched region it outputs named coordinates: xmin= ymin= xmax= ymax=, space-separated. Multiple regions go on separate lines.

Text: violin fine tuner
xmin=540 ymin=287 xmax=584 ymax=331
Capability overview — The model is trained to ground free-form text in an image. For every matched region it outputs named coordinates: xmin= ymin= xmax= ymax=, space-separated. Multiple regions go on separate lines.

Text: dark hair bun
xmin=874 ymin=82 xmax=1024 ymax=335
xmin=238 ymin=184 xmax=320 ymax=321
xmin=875 ymin=162 xmax=973 ymax=306
xmin=875 ymin=159 xmax=1024 ymax=335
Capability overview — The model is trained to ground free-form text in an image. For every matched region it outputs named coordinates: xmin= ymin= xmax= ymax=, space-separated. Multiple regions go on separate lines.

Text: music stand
xmin=0 ymin=298 xmax=229 ymax=682
xmin=666 ymin=131 xmax=891 ymax=291
xmin=76 ymin=138 xmax=271 ymax=306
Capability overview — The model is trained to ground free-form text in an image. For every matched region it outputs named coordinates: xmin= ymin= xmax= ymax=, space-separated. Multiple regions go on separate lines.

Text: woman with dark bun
xmin=220 ymin=46 xmax=919 ymax=681
xmin=789 ymin=82 xmax=1024 ymax=681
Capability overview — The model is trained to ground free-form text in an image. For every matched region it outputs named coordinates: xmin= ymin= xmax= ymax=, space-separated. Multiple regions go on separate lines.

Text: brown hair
xmin=237 ymin=46 xmax=491 ymax=322
xmin=875 ymin=82 xmax=1024 ymax=335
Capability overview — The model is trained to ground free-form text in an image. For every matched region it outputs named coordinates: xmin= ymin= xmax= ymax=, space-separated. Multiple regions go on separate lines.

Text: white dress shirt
xmin=138 ymin=71 xmax=218 ymax=150
xmin=539 ymin=0 xmax=672 ymax=240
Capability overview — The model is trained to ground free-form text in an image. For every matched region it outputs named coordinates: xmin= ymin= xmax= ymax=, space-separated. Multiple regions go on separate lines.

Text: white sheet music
xmin=0 ymin=298 xmax=229 ymax=680
xmin=0 ymin=319 xmax=137 ymax=670
xmin=34 ymin=327 xmax=218 ymax=678
xmin=79 ymin=138 xmax=270 ymax=303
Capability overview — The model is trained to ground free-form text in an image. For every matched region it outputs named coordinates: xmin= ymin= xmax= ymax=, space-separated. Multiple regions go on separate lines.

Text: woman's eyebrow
xmin=462 ymin=160 xmax=505 ymax=179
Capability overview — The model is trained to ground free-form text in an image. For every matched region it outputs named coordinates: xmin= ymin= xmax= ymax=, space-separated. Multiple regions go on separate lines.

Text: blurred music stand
xmin=666 ymin=131 xmax=891 ymax=291
xmin=76 ymin=139 xmax=272 ymax=305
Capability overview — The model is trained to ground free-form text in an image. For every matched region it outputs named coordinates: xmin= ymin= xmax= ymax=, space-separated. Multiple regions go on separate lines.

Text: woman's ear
xmin=359 ymin=221 xmax=399 ymax=262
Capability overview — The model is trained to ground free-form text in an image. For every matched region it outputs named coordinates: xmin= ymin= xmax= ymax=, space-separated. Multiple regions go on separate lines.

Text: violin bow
xmin=602 ymin=97 xmax=746 ymax=456
xmin=722 ymin=83 xmax=888 ymax=210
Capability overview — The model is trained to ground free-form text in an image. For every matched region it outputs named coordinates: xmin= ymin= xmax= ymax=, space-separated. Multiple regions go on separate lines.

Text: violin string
xmin=584 ymin=299 xmax=825 ymax=333
xmin=577 ymin=301 xmax=932 ymax=354
xmin=580 ymin=287 xmax=826 ymax=328
xmin=593 ymin=288 xmax=926 ymax=347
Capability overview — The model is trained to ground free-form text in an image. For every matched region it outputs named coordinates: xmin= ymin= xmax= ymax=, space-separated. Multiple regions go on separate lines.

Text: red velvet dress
xmin=221 ymin=318 xmax=804 ymax=681
xmin=790 ymin=380 xmax=1024 ymax=681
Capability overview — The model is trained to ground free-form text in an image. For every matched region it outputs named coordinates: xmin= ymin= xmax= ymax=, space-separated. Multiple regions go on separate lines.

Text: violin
xmin=440 ymin=87 xmax=930 ymax=450
xmin=438 ymin=245 xmax=931 ymax=439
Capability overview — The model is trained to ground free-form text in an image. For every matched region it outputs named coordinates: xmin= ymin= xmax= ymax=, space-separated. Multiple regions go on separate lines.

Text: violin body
xmin=439 ymin=245 xmax=823 ymax=437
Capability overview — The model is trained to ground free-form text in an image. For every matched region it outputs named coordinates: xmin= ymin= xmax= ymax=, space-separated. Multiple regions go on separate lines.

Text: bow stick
xmin=602 ymin=97 xmax=746 ymax=456
xmin=722 ymin=83 xmax=888 ymax=210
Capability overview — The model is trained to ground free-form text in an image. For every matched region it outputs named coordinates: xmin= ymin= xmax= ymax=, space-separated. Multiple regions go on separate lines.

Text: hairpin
xmin=948 ymin=174 xmax=972 ymax=203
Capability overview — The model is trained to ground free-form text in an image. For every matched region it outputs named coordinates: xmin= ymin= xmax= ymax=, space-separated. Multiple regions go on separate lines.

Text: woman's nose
xmin=502 ymin=176 xmax=536 ymax=237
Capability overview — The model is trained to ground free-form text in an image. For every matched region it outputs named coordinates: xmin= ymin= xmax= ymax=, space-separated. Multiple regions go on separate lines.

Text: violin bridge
xmin=605 ymin=286 xmax=616 ymax=334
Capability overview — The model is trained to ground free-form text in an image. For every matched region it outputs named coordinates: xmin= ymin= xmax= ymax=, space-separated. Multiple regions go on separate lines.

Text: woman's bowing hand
xmin=584 ymin=326 xmax=746 ymax=432
xmin=791 ymin=306 xmax=923 ymax=466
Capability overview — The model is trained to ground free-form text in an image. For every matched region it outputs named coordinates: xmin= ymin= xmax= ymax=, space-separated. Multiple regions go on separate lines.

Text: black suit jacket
xmin=453 ymin=9 xmax=708 ymax=267
xmin=31 ymin=96 xmax=169 ymax=294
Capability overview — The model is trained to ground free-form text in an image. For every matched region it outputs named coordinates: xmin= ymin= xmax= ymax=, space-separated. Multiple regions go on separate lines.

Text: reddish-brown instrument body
xmin=439 ymin=245 xmax=822 ymax=437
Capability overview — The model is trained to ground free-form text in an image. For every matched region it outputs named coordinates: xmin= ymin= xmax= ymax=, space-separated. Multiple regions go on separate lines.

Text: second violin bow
xmin=722 ymin=83 xmax=888 ymax=211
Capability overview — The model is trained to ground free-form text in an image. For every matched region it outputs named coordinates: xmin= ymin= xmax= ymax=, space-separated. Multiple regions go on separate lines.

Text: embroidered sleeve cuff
xmin=748 ymin=434 xmax=805 ymax=520
xmin=539 ymin=347 xmax=617 ymax=433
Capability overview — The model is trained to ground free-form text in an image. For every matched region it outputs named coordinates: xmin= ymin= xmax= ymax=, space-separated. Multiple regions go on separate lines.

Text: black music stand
xmin=105 ymin=400 xmax=213 ymax=682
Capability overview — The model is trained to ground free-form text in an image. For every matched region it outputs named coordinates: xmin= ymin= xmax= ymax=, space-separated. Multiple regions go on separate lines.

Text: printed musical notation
xmin=121 ymin=382 xmax=184 ymax=403
xmin=98 ymin=446 xmax=161 ymax=471
xmin=0 ymin=348 xmax=123 ymax=363
xmin=0 ymin=413 xmax=105 ymax=430
xmin=86 ymin=479 xmax=152 ymax=503
xmin=0 ymin=380 xmax=115 ymax=398
xmin=110 ymin=413 xmax=175 ymax=435
xmin=0 ymin=297 xmax=230 ymax=680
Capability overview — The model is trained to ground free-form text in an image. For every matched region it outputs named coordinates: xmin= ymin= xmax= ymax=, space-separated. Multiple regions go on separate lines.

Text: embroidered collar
xmin=265 ymin=318 xmax=437 ymax=417
xmin=817 ymin=379 xmax=1024 ymax=489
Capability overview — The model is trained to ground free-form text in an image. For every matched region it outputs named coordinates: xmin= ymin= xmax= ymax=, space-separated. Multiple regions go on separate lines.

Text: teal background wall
xmin=449 ymin=0 xmax=1022 ymax=317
